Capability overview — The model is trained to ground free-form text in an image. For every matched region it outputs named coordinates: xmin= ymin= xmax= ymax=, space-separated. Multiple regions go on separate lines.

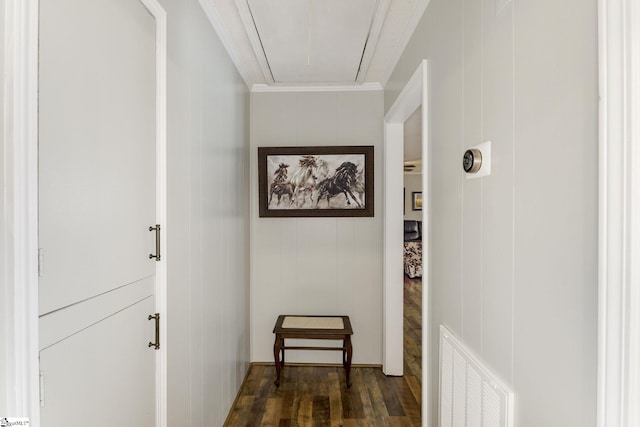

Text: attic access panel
xmin=247 ymin=0 xmax=377 ymax=84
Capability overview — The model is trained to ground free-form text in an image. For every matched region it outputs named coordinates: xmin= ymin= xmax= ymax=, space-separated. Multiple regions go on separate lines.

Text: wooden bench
xmin=273 ymin=315 xmax=353 ymax=387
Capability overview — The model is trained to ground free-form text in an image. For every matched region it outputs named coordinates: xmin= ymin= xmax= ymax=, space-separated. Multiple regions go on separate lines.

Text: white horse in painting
xmin=289 ymin=156 xmax=328 ymax=208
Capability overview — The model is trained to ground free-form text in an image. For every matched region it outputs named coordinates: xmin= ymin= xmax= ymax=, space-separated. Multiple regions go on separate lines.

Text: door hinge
xmin=39 ymin=371 xmax=45 ymax=408
xmin=38 ymin=248 xmax=44 ymax=277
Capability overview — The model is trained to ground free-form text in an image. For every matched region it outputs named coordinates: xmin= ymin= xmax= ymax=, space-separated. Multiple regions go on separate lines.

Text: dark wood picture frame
xmin=258 ymin=146 xmax=374 ymax=217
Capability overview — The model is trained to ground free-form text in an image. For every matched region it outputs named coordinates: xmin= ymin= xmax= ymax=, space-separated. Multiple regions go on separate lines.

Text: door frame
xmin=2 ymin=0 xmax=168 ymax=425
xmin=3 ymin=0 xmax=40 ymax=422
xmin=598 ymin=0 xmax=640 ymax=426
xmin=382 ymin=60 xmax=428 ymax=424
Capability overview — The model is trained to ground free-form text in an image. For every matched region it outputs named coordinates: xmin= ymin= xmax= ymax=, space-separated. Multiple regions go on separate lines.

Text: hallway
xmin=224 ymin=276 xmax=422 ymax=426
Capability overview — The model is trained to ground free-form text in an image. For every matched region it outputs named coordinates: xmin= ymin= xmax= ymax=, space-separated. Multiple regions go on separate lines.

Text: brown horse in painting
xmin=268 ymin=163 xmax=294 ymax=207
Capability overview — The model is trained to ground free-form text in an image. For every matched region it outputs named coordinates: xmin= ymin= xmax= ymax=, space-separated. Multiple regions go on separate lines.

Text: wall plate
xmin=464 ymin=141 xmax=491 ymax=180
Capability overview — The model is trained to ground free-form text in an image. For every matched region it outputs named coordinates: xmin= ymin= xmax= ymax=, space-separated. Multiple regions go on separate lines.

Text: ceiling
xmin=199 ymin=0 xmax=431 ymax=89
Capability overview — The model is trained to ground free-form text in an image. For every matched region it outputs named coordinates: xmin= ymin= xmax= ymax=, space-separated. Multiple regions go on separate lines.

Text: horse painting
xmin=314 ymin=162 xmax=362 ymax=208
xmin=258 ymin=146 xmax=373 ymax=217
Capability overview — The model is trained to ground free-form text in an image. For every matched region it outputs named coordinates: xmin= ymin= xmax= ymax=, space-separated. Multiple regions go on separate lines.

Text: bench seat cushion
xmin=281 ymin=316 xmax=344 ymax=329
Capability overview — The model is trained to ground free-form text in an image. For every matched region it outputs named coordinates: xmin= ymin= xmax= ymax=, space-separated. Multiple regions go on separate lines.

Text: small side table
xmin=272 ymin=315 xmax=353 ymax=387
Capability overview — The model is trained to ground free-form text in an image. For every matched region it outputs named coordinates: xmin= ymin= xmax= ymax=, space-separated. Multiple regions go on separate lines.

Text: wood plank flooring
xmin=225 ymin=276 xmax=422 ymax=426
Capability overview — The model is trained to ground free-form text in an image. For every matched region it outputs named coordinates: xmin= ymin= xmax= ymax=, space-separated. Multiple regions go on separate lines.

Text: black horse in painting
xmin=314 ymin=162 xmax=362 ymax=208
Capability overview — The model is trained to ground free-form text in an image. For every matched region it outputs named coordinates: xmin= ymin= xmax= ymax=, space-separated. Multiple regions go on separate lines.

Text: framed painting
xmin=412 ymin=192 xmax=422 ymax=211
xmin=258 ymin=146 xmax=374 ymax=217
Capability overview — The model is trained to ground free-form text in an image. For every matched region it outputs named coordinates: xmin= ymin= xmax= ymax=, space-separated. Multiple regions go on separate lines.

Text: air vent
xmin=439 ymin=326 xmax=514 ymax=427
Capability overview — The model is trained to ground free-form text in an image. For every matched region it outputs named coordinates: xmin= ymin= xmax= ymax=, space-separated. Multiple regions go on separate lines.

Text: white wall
xmin=404 ymin=173 xmax=422 ymax=221
xmin=160 ymin=1 xmax=250 ymax=425
xmin=385 ymin=1 xmax=598 ymax=426
xmin=250 ymin=90 xmax=384 ymax=364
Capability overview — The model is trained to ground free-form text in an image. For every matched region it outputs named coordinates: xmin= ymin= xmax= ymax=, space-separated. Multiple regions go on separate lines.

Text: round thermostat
xmin=463 ymin=148 xmax=482 ymax=173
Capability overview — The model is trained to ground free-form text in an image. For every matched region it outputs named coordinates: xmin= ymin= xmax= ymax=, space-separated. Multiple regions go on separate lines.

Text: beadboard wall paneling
xmin=250 ymin=90 xmax=384 ymax=365
xmin=162 ymin=0 xmax=250 ymax=425
xmin=385 ymin=0 xmax=598 ymax=426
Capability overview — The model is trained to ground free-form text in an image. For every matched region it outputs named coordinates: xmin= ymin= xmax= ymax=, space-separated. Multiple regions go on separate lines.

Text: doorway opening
xmin=402 ymin=107 xmax=423 ymax=400
xmin=383 ymin=60 xmax=428 ymax=425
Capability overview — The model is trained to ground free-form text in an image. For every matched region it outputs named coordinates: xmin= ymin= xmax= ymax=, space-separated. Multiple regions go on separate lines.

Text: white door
xmin=38 ymin=0 xmax=158 ymax=425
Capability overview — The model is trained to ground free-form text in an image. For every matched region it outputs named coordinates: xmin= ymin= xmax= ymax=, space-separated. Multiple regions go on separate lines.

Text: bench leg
xmin=345 ymin=336 xmax=353 ymax=388
xmin=342 ymin=343 xmax=347 ymax=368
xmin=281 ymin=338 xmax=285 ymax=366
xmin=274 ymin=334 xmax=282 ymax=387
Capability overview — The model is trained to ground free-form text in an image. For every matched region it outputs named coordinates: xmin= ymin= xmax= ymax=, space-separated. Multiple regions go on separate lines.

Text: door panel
xmin=40 ymin=298 xmax=156 ymax=426
xmin=39 ymin=0 xmax=158 ymax=425
xmin=39 ymin=276 xmax=154 ymax=350
xmin=39 ymin=0 xmax=156 ymax=315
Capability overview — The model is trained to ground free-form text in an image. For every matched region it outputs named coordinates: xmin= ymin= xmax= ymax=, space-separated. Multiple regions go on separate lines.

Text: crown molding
xmin=234 ymin=0 xmax=274 ymax=84
xmin=356 ymin=0 xmax=391 ymax=83
xmin=251 ymin=82 xmax=383 ymax=93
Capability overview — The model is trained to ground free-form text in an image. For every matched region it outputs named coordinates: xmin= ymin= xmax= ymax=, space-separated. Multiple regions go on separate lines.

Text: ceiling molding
xmin=379 ymin=0 xmax=431 ymax=87
xmin=251 ymin=82 xmax=383 ymax=93
xmin=199 ymin=0 xmax=432 ymax=89
xmin=356 ymin=0 xmax=391 ymax=83
xmin=234 ymin=0 xmax=275 ymax=84
xmin=246 ymin=0 xmax=378 ymax=84
xmin=199 ymin=0 xmax=255 ymax=88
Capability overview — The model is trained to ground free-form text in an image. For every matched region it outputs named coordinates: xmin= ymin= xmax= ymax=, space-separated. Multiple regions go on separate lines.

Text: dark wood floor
xmin=225 ymin=276 xmax=422 ymax=426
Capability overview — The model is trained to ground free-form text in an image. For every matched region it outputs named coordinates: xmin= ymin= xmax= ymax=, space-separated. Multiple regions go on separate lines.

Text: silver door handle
xmin=149 ymin=224 xmax=161 ymax=261
xmin=148 ymin=313 xmax=160 ymax=350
